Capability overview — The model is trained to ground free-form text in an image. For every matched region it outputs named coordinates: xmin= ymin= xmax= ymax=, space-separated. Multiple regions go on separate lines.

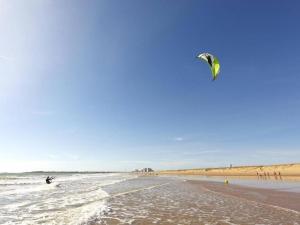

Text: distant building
xmin=144 ymin=168 xmax=154 ymax=172
xmin=134 ymin=168 xmax=154 ymax=173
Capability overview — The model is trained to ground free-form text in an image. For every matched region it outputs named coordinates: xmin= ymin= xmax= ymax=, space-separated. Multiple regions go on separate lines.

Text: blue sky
xmin=1 ymin=0 xmax=300 ymax=172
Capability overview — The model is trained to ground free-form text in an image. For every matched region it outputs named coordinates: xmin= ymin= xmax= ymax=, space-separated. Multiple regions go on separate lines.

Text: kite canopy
xmin=197 ymin=53 xmax=220 ymax=80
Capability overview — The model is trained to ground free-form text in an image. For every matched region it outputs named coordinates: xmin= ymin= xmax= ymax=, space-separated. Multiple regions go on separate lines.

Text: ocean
xmin=0 ymin=172 xmax=135 ymax=225
xmin=1 ymin=173 xmax=300 ymax=225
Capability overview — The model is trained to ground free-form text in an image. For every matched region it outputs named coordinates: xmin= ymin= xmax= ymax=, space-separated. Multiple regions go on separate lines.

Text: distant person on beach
xmin=278 ymin=171 xmax=282 ymax=180
xmin=46 ymin=176 xmax=54 ymax=184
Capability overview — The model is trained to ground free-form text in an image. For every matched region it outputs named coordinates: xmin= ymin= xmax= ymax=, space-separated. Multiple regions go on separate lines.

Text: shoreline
xmin=98 ymin=176 xmax=300 ymax=224
xmin=186 ymin=179 xmax=300 ymax=213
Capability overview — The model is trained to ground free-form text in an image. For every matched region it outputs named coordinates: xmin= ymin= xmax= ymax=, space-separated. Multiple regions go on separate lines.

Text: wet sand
xmin=188 ymin=180 xmax=300 ymax=212
xmin=95 ymin=176 xmax=300 ymax=225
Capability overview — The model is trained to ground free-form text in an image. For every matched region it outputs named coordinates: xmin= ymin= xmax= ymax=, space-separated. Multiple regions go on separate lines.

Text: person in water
xmin=46 ymin=176 xmax=54 ymax=184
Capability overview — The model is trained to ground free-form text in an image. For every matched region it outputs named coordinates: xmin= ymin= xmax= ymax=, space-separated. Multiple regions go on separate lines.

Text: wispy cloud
xmin=172 ymin=137 xmax=185 ymax=142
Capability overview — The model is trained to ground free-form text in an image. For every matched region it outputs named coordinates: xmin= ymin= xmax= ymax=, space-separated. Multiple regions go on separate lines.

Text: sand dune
xmin=158 ymin=163 xmax=300 ymax=177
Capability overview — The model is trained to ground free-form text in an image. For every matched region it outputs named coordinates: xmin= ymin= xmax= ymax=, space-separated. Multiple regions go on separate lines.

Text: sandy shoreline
xmin=187 ymin=180 xmax=300 ymax=212
xmin=158 ymin=163 xmax=300 ymax=177
xmin=97 ymin=176 xmax=300 ymax=224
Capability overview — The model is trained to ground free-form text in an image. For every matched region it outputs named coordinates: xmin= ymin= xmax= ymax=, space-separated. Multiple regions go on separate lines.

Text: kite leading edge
xmin=197 ymin=53 xmax=220 ymax=81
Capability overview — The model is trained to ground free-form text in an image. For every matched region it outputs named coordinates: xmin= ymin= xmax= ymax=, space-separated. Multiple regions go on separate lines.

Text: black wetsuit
xmin=46 ymin=176 xmax=53 ymax=184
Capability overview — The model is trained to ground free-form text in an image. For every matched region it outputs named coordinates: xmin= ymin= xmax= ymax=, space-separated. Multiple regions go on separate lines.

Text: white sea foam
xmin=0 ymin=182 xmax=57 ymax=196
xmin=0 ymin=172 xmax=134 ymax=225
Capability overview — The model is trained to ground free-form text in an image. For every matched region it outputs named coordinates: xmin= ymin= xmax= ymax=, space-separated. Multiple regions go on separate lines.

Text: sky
xmin=1 ymin=0 xmax=300 ymax=172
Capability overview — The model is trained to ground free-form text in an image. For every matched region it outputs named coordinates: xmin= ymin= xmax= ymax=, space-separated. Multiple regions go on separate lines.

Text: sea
xmin=0 ymin=172 xmax=135 ymax=225
xmin=1 ymin=173 xmax=300 ymax=225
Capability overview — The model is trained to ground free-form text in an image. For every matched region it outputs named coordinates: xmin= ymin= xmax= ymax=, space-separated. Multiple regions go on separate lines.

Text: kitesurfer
xmin=46 ymin=176 xmax=54 ymax=184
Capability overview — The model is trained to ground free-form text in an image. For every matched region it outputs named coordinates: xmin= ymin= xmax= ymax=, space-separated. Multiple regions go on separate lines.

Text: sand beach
xmin=97 ymin=175 xmax=300 ymax=225
xmin=95 ymin=163 xmax=300 ymax=224
xmin=158 ymin=163 xmax=300 ymax=177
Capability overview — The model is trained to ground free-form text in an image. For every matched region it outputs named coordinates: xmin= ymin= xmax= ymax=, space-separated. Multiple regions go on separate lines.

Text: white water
xmin=0 ymin=172 xmax=134 ymax=225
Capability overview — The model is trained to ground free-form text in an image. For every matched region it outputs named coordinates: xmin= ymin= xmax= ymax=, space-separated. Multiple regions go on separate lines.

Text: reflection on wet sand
xmin=97 ymin=176 xmax=300 ymax=225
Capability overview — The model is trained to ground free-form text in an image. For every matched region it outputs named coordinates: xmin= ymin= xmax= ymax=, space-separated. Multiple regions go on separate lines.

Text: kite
xmin=197 ymin=53 xmax=220 ymax=80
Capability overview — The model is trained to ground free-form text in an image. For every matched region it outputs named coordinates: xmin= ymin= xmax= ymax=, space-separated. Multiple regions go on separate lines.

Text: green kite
xmin=197 ymin=53 xmax=220 ymax=80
